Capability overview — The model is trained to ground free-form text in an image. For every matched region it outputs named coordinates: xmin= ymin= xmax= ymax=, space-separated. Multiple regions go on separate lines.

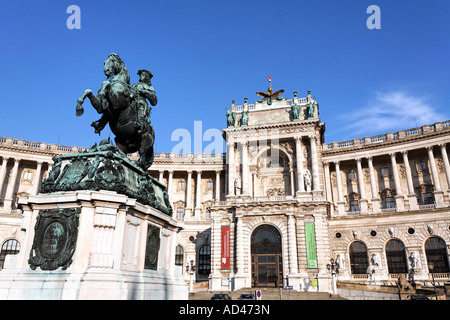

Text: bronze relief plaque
xmin=144 ymin=224 xmax=160 ymax=270
xmin=29 ymin=208 xmax=80 ymax=271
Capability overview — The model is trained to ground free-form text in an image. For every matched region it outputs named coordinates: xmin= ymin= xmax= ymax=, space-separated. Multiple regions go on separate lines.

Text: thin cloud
xmin=342 ymin=91 xmax=445 ymax=137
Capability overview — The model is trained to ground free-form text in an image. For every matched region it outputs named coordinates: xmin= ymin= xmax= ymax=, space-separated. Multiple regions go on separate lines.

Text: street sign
xmin=255 ymin=290 xmax=262 ymax=300
xmin=285 ymin=285 xmax=293 ymax=290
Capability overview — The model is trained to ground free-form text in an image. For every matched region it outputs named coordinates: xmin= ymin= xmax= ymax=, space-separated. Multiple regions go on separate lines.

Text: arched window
xmin=349 ymin=241 xmax=369 ymax=274
xmin=175 ymin=245 xmax=184 ymax=266
xmin=425 ymin=237 xmax=450 ymax=273
xmin=198 ymin=245 xmax=211 ymax=275
xmin=0 ymin=239 xmax=20 ymax=269
xmin=277 ymin=156 xmax=285 ymax=168
xmin=385 ymin=239 xmax=408 ymax=274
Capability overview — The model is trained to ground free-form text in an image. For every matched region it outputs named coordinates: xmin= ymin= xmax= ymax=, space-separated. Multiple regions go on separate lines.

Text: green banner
xmin=305 ymin=222 xmax=318 ymax=268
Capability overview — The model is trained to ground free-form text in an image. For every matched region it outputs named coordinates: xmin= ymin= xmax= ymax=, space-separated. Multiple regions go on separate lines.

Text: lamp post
xmin=186 ymin=259 xmax=196 ymax=293
xmin=327 ymin=258 xmax=339 ymax=295
xmin=428 ymin=262 xmax=438 ymax=300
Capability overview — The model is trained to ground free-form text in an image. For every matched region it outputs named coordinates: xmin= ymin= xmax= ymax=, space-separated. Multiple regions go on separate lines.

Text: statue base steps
xmin=0 ymin=190 xmax=188 ymax=300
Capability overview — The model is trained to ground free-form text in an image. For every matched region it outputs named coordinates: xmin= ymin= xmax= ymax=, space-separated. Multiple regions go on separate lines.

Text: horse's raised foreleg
xmin=76 ymin=89 xmax=103 ymax=116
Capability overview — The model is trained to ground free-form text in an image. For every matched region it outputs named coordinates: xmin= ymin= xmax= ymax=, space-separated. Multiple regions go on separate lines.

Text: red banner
xmin=221 ymin=226 xmax=230 ymax=269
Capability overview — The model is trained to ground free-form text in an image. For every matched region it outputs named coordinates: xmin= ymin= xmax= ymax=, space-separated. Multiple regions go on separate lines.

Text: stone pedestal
xmin=407 ymin=194 xmax=419 ymax=210
xmin=434 ymin=191 xmax=445 ymax=208
xmin=337 ymin=202 xmax=346 ymax=215
xmin=208 ymin=273 xmax=223 ymax=291
xmin=371 ymin=198 xmax=381 ymax=214
xmin=286 ymin=274 xmax=302 ymax=291
xmin=0 ymin=190 xmax=188 ymax=300
xmin=233 ymin=273 xmax=248 ymax=291
xmin=359 ymin=199 xmax=368 ymax=214
xmin=394 ymin=195 xmax=405 ymax=212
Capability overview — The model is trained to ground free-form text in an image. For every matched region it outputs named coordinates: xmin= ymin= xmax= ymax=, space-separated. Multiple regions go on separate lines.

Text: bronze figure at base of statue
xmin=39 ymin=138 xmax=172 ymax=216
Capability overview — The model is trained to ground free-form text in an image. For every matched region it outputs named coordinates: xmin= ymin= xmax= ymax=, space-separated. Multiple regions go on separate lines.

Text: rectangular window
xmin=178 ymin=181 xmax=185 ymax=189
xmin=347 ymin=172 xmax=355 ymax=180
xmin=381 ymin=167 xmax=390 ymax=176
xmin=23 ymin=171 xmax=33 ymax=180
xmin=350 ymin=200 xmax=359 ymax=212
xmin=423 ymin=193 xmax=434 ymax=205
xmin=417 ymin=161 xmax=428 ymax=171
xmin=176 ymin=208 xmax=184 ymax=219
xmin=385 ymin=197 xmax=395 ymax=208
xmin=175 ymin=245 xmax=184 ymax=266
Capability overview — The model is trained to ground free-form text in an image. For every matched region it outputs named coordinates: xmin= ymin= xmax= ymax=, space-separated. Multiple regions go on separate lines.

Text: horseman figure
xmin=76 ymin=53 xmax=157 ymax=170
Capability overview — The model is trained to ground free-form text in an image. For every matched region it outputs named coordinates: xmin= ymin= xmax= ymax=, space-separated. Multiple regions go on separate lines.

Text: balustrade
xmin=323 ymin=120 xmax=450 ymax=151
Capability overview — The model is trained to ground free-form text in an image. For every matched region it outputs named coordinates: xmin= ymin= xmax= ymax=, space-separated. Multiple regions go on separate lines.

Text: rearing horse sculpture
xmin=75 ymin=53 xmax=157 ymax=171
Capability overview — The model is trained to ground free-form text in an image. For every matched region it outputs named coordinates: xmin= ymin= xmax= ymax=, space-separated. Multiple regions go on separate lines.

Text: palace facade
xmin=0 ymin=90 xmax=449 ymax=294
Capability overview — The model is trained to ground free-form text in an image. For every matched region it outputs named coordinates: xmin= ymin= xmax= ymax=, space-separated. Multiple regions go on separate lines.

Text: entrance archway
xmin=251 ymin=224 xmax=283 ymax=287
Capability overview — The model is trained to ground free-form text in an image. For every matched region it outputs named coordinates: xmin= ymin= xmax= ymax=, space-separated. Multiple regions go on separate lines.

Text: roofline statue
xmin=256 ymin=77 xmax=284 ymax=106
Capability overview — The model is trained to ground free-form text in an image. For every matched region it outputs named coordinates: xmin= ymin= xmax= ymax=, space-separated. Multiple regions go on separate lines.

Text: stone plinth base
xmin=0 ymin=190 xmax=188 ymax=300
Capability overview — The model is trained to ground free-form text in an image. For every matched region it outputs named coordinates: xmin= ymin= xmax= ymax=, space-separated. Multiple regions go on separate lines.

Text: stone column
xmin=185 ymin=170 xmax=193 ymax=219
xmin=287 ymin=214 xmax=299 ymax=275
xmin=168 ymin=170 xmax=174 ymax=197
xmin=227 ymin=140 xmax=235 ymax=197
xmin=211 ymin=214 xmax=221 ymax=275
xmin=427 ymin=146 xmax=444 ymax=207
xmin=0 ymin=157 xmax=9 ymax=199
xmin=215 ymin=170 xmax=221 ymax=201
xmin=294 ymin=136 xmax=305 ymax=194
xmin=334 ymin=161 xmax=343 ymax=202
xmin=356 ymin=158 xmax=368 ymax=213
xmin=389 ymin=152 xmax=405 ymax=212
xmin=289 ymin=164 xmax=295 ymax=197
xmin=241 ymin=141 xmax=250 ymax=196
xmin=252 ymin=172 xmax=258 ymax=197
xmin=209 ymin=213 xmax=222 ymax=290
xmin=235 ymin=215 xmax=244 ymax=275
xmin=367 ymin=156 xmax=380 ymax=213
xmin=427 ymin=146 xmax=441 ymax=191
xmin=234 ymin=214 xmax=247 ymax=290
xmin=323 ymin=162 xmax=334 ymax=216
xmin=31 ymin=161 xmax=43 ymax=195
xmin=439 ymin=143 xmax=450 ymax=192
xmin=401 ymin=150 xmax=418 ymax=210
xmin=323 ymin=162 xmax=332 ymax=200
xmin=195 ymin=171 xmax=202 ymax=219
xmin=3 ymin=158 xmax=20 ymax=212
xmin=309 ymin=135 xmax=320 ymax=191
xmin=158 ymin=170 xmax=164 ymax=183
xmin=334 ymin=161 xmax=345 ymax=215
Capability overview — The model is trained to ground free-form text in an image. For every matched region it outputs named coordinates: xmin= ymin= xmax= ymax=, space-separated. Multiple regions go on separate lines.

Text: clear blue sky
xmin=1 ymin=0 xmax=449 ymax=153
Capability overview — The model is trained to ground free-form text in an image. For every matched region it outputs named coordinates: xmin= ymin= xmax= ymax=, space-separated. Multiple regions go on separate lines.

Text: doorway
xmin=251 ymin=225 xmax=283 ymax=287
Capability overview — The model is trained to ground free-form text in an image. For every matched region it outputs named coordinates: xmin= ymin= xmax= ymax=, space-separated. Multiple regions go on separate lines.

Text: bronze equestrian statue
xmin=75 ymin=53 xmax=157 ymax=170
